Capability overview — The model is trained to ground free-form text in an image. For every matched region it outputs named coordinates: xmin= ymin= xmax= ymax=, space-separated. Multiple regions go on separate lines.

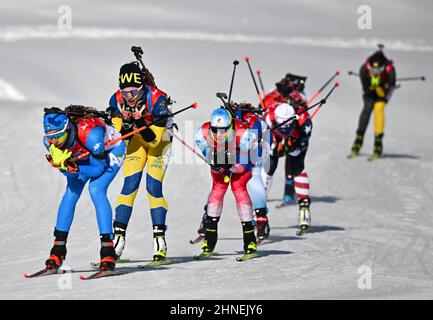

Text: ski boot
xmin=369 ymin=134 xmax=383 ymax=160
xmin=348 ymin=134 xmax=364 ymax=158
xmin=194 ymin=216 xmax=219 ymax=259
xmin=152 ymin=224 xmax=168 ymax=262
xmin=99 ymin=234 xmax=117 ymax=271
xmin=45 ymin=229 xmax=68 ymax=270
xmin=297 ymin=198 xmax=311 ymax=236
xmin=236 ymin=221 xmax=259 ymax=261
xmin=242 ymin=221 xmax=257 ymax=253
xmin=255 ymin=208 xmax=270 ymax=243
xmin=113 ymin=221 xmax=127 ymax=259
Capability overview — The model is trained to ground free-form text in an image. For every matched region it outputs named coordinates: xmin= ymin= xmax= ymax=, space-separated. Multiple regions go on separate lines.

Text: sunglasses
xmin=45 ymin=119 xmax=69 ymax=140
xmin=210 ymin=125 xmax=231 ymax=134
xmin=121 ymin=86 xmax=144 ymax=101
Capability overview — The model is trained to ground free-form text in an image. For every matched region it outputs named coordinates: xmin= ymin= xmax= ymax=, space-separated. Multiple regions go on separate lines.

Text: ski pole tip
xmin=256 ymin=69 xmax=261 ymax=74
xmin=191 ymin=103 xmax=198 ymax=109
xmin=335 ymin=82 xmax=340 ymax=87
xmin=336 ymin=70 xmax=341 ymax=75
xmin=244 ymin=56 xmax=250 ymax=62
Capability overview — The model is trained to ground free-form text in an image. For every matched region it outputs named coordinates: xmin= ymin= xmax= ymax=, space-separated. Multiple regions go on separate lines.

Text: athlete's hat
xmin=118 ymin=62 xmax=143 ymax=89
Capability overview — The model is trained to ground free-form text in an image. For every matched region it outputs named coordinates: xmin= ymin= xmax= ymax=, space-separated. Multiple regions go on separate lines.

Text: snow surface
xmin=0 ymin=0 xmax=433 ymax=299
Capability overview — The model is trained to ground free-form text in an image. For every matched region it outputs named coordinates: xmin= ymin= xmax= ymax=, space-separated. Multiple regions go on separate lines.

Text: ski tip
xmin=335 ymin=82 xmax=340 ymax=87
xmin=79 ymin=275 xmax=87 ymax=280
xmin=23 ymin=274 xmax=31 ymax=278
xmin=336 ymin=70 xmax=341 ymax=75
xmin=256 ymin=69 xmax=261 ymax=74
xmin=191 ymin=102 xmax=198 ymax=109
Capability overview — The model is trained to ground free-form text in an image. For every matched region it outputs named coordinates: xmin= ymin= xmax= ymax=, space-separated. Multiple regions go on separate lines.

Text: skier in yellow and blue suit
xmin=107 ymin=62 xmax=173 ymax=263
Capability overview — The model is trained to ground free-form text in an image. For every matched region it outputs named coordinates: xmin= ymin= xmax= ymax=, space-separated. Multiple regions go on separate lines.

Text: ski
xmin=79 ymin=270 xmax=128 ymax=280
xmin=193 ymin=251 xmax=218 ymax=260
xmin=24 ymin=268 xmax=64 ymax=278
xmin=236 ymin=252 xmax=260 ymax=262
xmin=257 ymin=238 xmax=267 ymax=246
xmin=368 ymin=154 xmax=383 ymax=161
xmin=296 ymin=225 xmax=310 ymax=236
xmin=138 ymin=258 xmax=174 ymax=268
xmin=90 ymin=258 xmax=130 ymax=267
xmin=347 ymin=151 xmax=359 ymax=159
xmin=189 ymin=235 xmax=205 ymax=244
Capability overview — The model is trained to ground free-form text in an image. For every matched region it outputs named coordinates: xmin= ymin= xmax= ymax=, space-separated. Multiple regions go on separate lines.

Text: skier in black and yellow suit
xmin=349 ymin=50 xmax=396 ymax=159
xmin=107 ymin=62 xmax=172 ymax=263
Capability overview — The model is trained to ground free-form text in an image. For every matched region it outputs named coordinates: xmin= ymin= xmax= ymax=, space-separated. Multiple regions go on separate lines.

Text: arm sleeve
xmin=195 ymin=126 xmax=211 ymax=161
xmin=385 ymin=66 xmax=397 ymax=91
xmin=239 ymin=128 xmax=258 ymax=168
xmin=77 ymin=126 xmax=107 ymax=178
xmin=359 ymin=64 xmax=371 ymax=94
xmin=294 ymin=118 xmax=312 ymax=152
xmin=152 ymin=95 xmax=170 ymax=127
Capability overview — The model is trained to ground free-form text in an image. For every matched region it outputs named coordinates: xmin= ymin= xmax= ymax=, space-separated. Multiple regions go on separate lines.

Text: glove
xmin=210 ymin=163 xmax=229 ymax=175
xmin=63 ymin=159 xmax=78 ymax=173
xmin=120 ymin=105 xmax=133 ymax=119
xmin=49 ymin=144 xmax=75 ymax=172
xmin=134 ymin=117 xmax=157 ymax=143
xmin=229 ymin=163 xmax=246 ymax=174
xmin=131 ymin=105 xmax=145 ymax=120
xmin=375 ymin=86 xmax=385 ymax=98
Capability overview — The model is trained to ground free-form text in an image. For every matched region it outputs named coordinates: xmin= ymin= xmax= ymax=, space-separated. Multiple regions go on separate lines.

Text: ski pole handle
xmin=348 ymin=71 xmax=360 ymax=77
xmin=244 ymin=57 xmax=266 ymax=111
xmin=228 ymin=60 xmax=239 ymax=103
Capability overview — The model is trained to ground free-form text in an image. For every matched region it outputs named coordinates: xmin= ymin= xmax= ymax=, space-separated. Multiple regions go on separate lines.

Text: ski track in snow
xmin=0 ymin=78 xmax=26 ymax=101
xmin=0 ymin=26 xmax=432 ymax=52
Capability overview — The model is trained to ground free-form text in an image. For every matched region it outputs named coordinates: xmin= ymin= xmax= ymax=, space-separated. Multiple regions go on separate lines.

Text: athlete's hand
xmin=120 ymin=105 xmax=133 ymax=119
xmin=63 ymin=159 xmax=78 ymax=173
xmin=131 ymin=105 xmax=145 ymax=120
xmin=375 ymin=86 xmax=386 ymax=98
xmin=229 ymin=163 xmax=246 ymax=174
xmin=49 ymin=144 xmax=73 ymax=171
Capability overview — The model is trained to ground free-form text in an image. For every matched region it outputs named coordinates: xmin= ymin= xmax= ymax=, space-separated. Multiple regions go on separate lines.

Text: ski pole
xmin=170 ymin=130 xmax=230 ymax=183
xmin=228 ymin=60 xmax=239 ymax=103
xmin=271 ymin=82 xmax=339 ymax=131
xmin=307 ymin=70 xmax=340 ymax=105
xmin=244 ymin=56 xmax=266 ymax=111
xmin=396 ymin=76 xmax=426 ymax=82
xmin=270 ymin=100 xmax=322 ymax=132
xmin=74 ymin=102 xmax=197 ymax=161
xmin=169 ymin=129 xmax=207 ymax=163
xmin=310 ymin=82 xmax=339 ymax=119
xmin=348 ymin=70 xmax=360 ymax=77
xmin=348 ymin=70 xmax=422 ymax=86
xmin=131 ymin=46 xmax=157 ymax=88
xmin=256 ymin=70 xmax=267 ymax=98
